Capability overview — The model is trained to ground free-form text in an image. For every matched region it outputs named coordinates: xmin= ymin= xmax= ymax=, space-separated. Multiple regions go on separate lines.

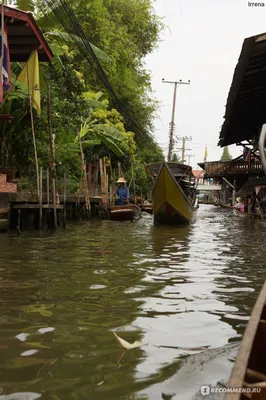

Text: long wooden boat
xmin=147 ymin=161 xmax=198 ymax=225
xmin=0 ymin=218 xmax=8 ymax=232
xmin=141 ymin=204 xmax=153 ymax=214
xmin=233 ymin=208 xmax=264 ymax=219
xmin=0 ymin=207 xmax=9 ymax=232
xmin=220 ymin=203 xmax=233 ymax=209
xmin=109 ymin=204 xmax=141 ymax=221
xmin=225 ymin=281 xmax=266 ymax=400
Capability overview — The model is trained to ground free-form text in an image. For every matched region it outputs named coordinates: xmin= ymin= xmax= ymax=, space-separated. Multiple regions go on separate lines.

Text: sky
xmin=145 ymin=0 xmax=266 ymax=169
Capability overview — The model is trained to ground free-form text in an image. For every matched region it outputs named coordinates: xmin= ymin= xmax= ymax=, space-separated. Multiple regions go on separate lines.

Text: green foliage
xmin=171 ymin=153 xmax=180 ymax=162
xmin=15 ymin=0 xmax=35 ymax=12
xmin=220 ymin=146 xmax=232 ymax=161
xmin=3 ymin=0 xmax=164 ymax=194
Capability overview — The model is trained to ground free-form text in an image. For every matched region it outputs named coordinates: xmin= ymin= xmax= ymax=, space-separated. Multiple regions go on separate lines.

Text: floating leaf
xmin=112 ymin=332 xmax=143 ymax=350
xmin=0 ymin=393 xmax=41 ymax=400
xmin=16 ymin=333 xmax=30 ymax=342
xmin=38 ymin=327 xmax=55 ymax=334
xmin=21 ymin=349 xmax=38 ymax=357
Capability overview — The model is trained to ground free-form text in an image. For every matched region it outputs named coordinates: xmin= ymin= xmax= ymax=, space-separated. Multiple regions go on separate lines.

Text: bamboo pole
xmin=99 ymin=158 xmax=103 ymax=204
xmin=94 ymin=160 xmax=99 ymax=195
xmin=39 ymin=167 xmax=42 ymax=229
xmin=26 ymin=63 xmax=39 ymax=196
xmin=112 ymin=169 xmax=116 ymax=206
xmin=47 ymin=82 xmax=57 ymax=229
xmin=63 ymin=172 xmax=66 ymax=228
xmin=47 ymin=168 xmax=49 ymax=204
xmin=77 ymin=130 xmax=91 ymax=217
xmin=88 ymin=162 xmax=92 ymax=196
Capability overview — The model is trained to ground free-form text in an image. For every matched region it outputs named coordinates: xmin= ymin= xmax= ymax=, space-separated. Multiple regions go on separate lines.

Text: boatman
xmin=114 ymin=177 xmax=130 ymax=205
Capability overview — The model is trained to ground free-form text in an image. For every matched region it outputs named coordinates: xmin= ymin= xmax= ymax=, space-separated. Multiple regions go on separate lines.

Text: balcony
xmin=204 ymin=160 xmax=264 ymax=178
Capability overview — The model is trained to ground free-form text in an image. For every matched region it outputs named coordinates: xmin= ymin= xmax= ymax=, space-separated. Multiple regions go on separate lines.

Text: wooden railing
xmin=204 ymin=161 xmax=264 ymax=176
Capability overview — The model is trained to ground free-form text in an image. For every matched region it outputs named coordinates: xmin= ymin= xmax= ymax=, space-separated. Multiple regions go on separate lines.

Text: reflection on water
xmin=0 ymin=205 xmax=265 ymax=399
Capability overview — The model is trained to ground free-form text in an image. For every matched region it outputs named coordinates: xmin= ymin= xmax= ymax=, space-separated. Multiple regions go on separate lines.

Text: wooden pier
xmin=0 ymin=192 xmax=102 ymax=233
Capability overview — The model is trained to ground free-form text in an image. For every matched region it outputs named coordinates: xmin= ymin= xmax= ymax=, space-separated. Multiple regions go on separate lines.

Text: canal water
xmin=0 ymin=205 xmax=265 ymax=400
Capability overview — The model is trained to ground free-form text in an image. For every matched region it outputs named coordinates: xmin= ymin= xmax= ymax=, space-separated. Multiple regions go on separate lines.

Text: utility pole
xmin=162 ymin=79 xmax=190 ymax=162
xmin=176 ymin=135 xmax=192 ymax=163
xmin=186 ymin=153 xmax=195 ymax=166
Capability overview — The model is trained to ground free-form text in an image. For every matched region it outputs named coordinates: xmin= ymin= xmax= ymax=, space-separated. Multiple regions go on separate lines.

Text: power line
xmin=162 ymin=78 xmax=190 ymax=161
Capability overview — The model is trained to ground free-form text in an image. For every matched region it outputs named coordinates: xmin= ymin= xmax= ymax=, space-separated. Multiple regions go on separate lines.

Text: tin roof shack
xmin=219 ymin=32 xmax=266 ymax=147
xmin=198 ymin=32 xmax=266 ymax=204
xmin=3 ymin=5 xmax=52 ymax=62
xmin=0 ymin=5 xmax=52 ymax=203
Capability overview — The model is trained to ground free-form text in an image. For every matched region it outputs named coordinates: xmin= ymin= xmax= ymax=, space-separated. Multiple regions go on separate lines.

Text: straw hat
xmin=236 ymin=197 xmax=241 ymax=203
xmin=116 ymin=177 xmax=127 ymax=183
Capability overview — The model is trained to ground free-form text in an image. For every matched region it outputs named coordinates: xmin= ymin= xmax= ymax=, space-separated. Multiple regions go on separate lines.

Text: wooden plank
xmin=225 ymin=281 xmax=266 ymax=400
xmin=9 ymin=193 xmax=102 ymax=204
xmin=246 ymin=368 xmax=266 ymax=383
xmin=12 ymin=204 xmax=64 ymax=209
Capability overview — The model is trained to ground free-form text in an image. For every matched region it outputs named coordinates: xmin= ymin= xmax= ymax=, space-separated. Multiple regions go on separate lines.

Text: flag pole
xmin=0 ymin=1 xmax=5 ymax=102
xmin=26 ymin=62 xmax=40 ymax=197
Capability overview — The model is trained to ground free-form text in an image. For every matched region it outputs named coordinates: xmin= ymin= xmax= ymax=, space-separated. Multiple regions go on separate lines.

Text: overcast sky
xmin=145 ymin=0 xmax=266 ymax=169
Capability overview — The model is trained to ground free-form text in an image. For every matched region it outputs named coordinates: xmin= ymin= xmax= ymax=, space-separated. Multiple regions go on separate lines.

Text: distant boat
xmin=141 ymin=204 xmax=153 ymax=214
xmin=147 ymin=161 xmax=198 ymax=225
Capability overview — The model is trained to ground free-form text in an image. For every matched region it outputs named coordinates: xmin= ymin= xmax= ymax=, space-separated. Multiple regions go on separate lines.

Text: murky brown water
xmin=0 ymin=205 xmax=265 ymax=400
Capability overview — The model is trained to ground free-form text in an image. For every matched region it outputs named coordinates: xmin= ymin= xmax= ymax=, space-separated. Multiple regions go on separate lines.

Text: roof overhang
xmin=3 ymin=5 xmax=53 ymax=62
xmin=219 ymin=32 xmax=266 ymax=147
xmin=237 ymin=177 xmax=266 ymax=196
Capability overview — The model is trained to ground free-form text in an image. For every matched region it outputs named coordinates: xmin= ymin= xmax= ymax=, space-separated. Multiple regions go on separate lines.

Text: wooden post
xmin=26 ymin=63 xmax=39 ymax=196
xmin=99 ymin=158 xmax=103 ymax=201
xmin=63 ymin=173 xmax=67 ymax=228
xmin=77 ymin=129 xmax=91 ymax=218
xmin=88 ymin=162 xmax=92 ymax=196
xmin=16 ymin=209 xmax=21 ymax=236
xmin=94 ymin=160 xmax=99 ymax=195
xmin=47 ymin=82 xmax=57 ymax=229
xmin=47 ymin=168 xmax=50 ymax=204
xmin=39 ymin=167 xmax=43 ymax=229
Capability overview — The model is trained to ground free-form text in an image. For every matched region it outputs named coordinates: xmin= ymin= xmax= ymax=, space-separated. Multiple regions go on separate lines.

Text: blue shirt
xmin=115 ymin=185 xmax=130 ymax=200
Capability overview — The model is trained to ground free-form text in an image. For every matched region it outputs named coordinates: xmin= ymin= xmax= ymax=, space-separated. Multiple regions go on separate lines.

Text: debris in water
xmin=112 ymin=331 xmax=143 ymax=350
xmin=158 ymin=344 xmax=210 ymax=351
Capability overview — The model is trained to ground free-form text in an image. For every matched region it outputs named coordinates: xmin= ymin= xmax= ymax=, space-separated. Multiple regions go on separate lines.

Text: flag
xmin=0 ymin=22 xmax=10 ymax=102
xmin=204 ymin=146 xmax=208 ymax=162
xmin=243 ymin=146 xmax=252 ymax=162
xmin=17 ymin=50 xmax=40 ymax=114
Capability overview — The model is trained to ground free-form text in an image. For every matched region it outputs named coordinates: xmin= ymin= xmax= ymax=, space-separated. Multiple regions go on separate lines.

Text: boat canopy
xmin=146 ymin=162 xmax=192 ymax=177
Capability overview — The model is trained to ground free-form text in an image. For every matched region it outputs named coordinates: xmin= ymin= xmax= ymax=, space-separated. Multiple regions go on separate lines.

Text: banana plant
xmin=67 ymin=116 xmax=128 ymax=157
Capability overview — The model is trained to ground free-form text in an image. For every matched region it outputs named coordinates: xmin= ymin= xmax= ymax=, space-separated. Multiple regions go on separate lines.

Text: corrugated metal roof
xmin=3 ymin=5 xmax=53 ymax=62
xmin=219 ymin=32 xmax=266 ymax=147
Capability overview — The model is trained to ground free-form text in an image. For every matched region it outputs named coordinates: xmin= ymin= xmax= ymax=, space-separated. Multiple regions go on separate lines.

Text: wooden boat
xmin=109 ymin=204 xmax=141 ymax=221
xmin=220 ymin=203 xmax=233 ymax=209
xmin=141 ymin=204 xmax=153 ymax=214
xmin=233 ymin=208 xmax=264 ymax=219
xmin=225 ymin=281 xmax=266 ymax=400
xmin=147 ymin=161 xmax=198 ymax=225
xmin=0 ymin=218 xmax=8 ymax=232
xmin=0 ymin=207 xmax=9 ymax=232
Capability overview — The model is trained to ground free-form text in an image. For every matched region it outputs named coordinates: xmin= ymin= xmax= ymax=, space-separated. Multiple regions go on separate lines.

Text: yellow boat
xmin=147 ymin=161 xmax=198 ymax=224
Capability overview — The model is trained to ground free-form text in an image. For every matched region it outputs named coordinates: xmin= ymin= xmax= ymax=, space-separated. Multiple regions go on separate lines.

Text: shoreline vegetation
xmin=1 ymin=0 xmax=165 ymax=197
